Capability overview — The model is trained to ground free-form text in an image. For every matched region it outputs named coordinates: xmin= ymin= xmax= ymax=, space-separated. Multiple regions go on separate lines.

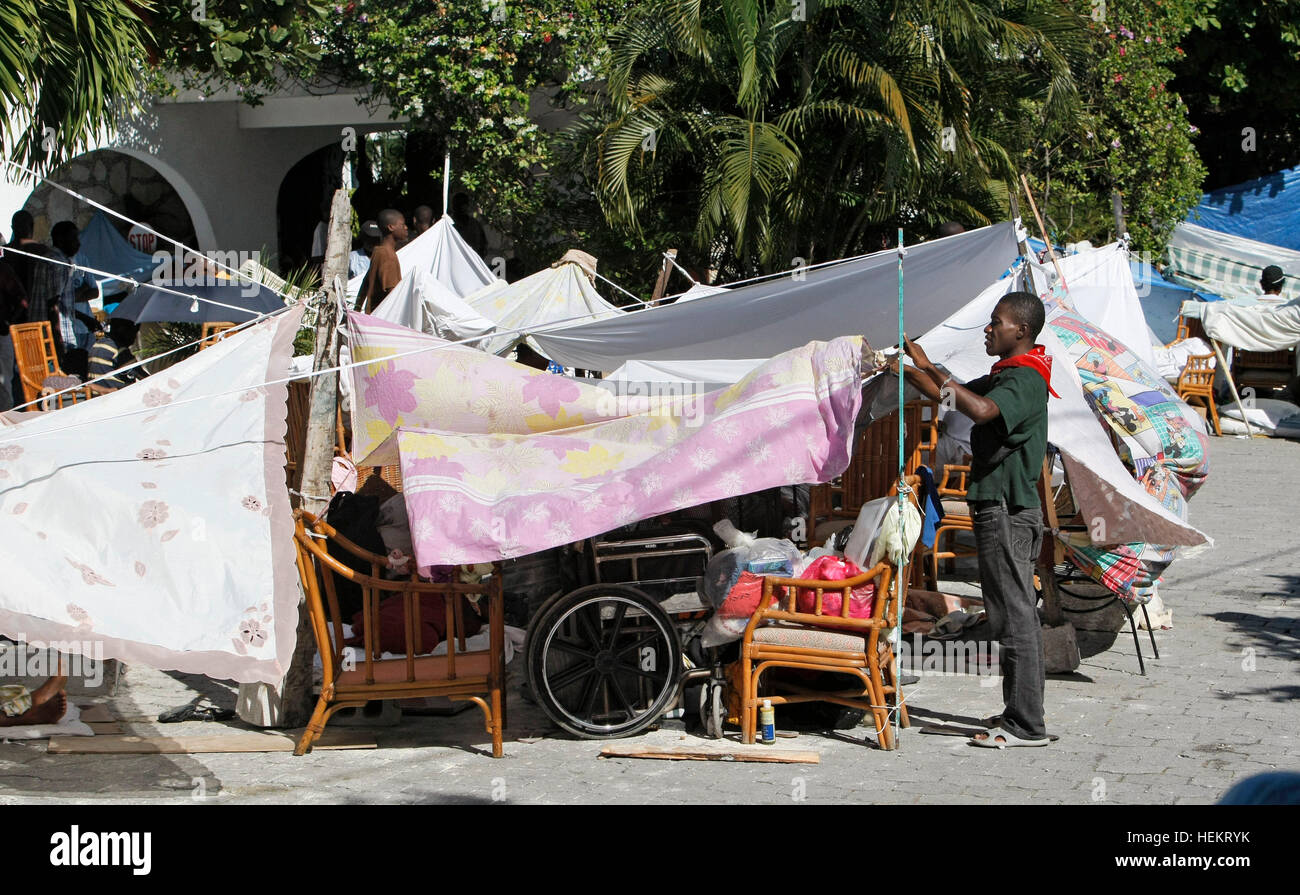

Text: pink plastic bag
xmin=796 ymin=556 xmax=875 ymax=619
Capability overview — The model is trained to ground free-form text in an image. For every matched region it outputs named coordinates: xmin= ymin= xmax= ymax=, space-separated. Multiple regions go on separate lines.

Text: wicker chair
xmin=10 ymin=320 xmax=94 ymax=409
xmin=1174 ymin=353 xmax=1221 ymax=436
xmin=292 ymin=510 xmax=506 ymax=757
xmin=740 ymin=482 xmax=919 ymax=750
xmin=198 ymin=321 xmax=238 ymax=350
xmin=923 ymin=463 xmax=976 ymax=589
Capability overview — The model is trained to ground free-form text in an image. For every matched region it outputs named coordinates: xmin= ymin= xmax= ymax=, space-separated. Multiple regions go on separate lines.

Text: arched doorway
xmin=275 ymin=143 xmax=346 ymax=274
xmin=21 ymin=148 xmax=199 ymax=250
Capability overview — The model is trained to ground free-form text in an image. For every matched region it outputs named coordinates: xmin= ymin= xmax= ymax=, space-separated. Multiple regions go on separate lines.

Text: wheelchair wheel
xmin=527 ymin=584 xmax=681 ymax=739
xmin=699 ymin=679 xmax=725 ymax=739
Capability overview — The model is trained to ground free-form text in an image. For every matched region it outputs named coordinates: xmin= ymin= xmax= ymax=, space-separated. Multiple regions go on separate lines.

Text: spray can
xmin=759 ymin=699 xmax=775 ymax=744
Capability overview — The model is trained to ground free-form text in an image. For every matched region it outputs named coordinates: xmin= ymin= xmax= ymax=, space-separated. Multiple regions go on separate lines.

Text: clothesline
xmin=1 ymin=158 xmax=295 ymax=301
xmin=0 ymin=242 xmax=291 ymax=319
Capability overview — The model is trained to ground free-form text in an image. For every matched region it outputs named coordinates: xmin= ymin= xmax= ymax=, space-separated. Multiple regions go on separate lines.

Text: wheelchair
xmin=523 ymin=522 xmax=734 ymax=740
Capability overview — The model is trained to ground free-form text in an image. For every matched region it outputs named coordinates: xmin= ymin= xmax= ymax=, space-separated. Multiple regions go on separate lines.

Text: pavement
xmin=2 ymin=435 xmax=1296 ymax=805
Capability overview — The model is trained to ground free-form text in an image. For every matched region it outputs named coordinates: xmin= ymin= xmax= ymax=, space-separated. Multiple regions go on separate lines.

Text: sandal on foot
xmin=981 ymin=715 xmax=1059 ymax=741
xmin=970 ymin=725 xmax=1051 ymax=748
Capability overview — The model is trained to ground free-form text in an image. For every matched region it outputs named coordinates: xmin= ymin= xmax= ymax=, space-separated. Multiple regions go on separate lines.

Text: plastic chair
xmin=291 ymin=510 xmax=506 ymax=757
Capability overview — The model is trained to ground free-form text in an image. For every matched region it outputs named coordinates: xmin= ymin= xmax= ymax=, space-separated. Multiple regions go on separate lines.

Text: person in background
xmin=4 ymin=210 xmax=47 ymax=298
xmin=360 ymin=208 xmax=407 ymax=313
xmin=412 ymin=204 xmax=435 ymax=236
xmin=0 ymin=259 xmax=27 ymax=411
xmin=87 ymin=318 xmax=142 ymax=391
xmin=309 ymin=196 xmax=331 ymax=269
xmin=33 ymin=221 xmax=95 ymax=374
xmin=349 ymin=219 xmax=380 ymax=283
xmin=1260 ymin=264 xmax=1285 ymax=297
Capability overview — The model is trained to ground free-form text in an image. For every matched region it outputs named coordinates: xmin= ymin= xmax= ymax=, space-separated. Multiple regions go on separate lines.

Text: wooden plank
xmin=599 ymin=743 xmax=820 ymax=764
xmin=47 ymin=731 xmax=376 ymax=754
xmin=77 ymin=704 xmax=114 ymax=723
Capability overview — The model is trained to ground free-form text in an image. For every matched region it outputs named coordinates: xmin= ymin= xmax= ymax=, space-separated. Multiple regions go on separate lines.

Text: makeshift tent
xmin=347 ymin=313 xmax=863 ymax=567
xmin=0 ymin=307 xmax=303 ymax=684
xmin=1131 ymin=257 xmax=1222 ymax=347
xmin=1193 ymin=297 xmax=1300 ymax=353
xmin=110 ymin=279 xmax=285 ymax=324
xmin=371 ymin=267 xmax=497 ymax=342
xmin=1190 ymin=164 xmax=1300 ymax=252
xmin=464 ymin=257 xmax=623 ymax=356
xmin=76 ymin=212 xmax=157 ymax=297
xmin=1027 ymin=242 xmax=1161 ymax=371
xmin=531 ymin=223 xmax=1022 ymax=371
xmin=916 ymin=269 xmax=1210 ymax=602
xmin=345 ymin=214 xmax=499 ymax=303
xmin=1166 ymin=223 xmax=1300 ymax=304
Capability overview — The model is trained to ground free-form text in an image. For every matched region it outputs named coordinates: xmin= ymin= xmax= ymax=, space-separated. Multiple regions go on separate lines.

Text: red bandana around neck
xmin=990 ymin=345 xmax=1060 ymax=398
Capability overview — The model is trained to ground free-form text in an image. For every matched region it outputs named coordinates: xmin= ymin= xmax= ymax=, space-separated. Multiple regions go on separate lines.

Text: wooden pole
xmin=236 ymin=185 xmax=352 ymax=728
xmin=1019 ymin=174 xmax=1068 ymax=289
xmin=1211 ymin=339 xmax=1255 ymax=437
xmin=650 ymin=249 xmax=677 ymax=304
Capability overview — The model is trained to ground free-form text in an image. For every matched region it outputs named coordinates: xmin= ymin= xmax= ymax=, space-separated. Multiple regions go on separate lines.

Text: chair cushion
xmin=941 ymin=498 xmax=969 ymax=517
xmin=752 ymin=624 xmax=867 ymax=653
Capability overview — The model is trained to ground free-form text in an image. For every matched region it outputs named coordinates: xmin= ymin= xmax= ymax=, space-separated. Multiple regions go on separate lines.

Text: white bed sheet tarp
xmin=346 ymin=214 xmax=499 ymax=302
xmin=0 ymin=308 xmax=304 ymax=684
xmin=531 ymin=223 xmax=1022 ymax=371
xmin=1028 ymin=242 xmax=1161 ymax=371
xmin=371 ymin=267 xmax=497 ymax=342
xmin=1199 ymin=298 xmax=1300 ymax=352
xmin=465 ymin=260 xmax=622 ymax=356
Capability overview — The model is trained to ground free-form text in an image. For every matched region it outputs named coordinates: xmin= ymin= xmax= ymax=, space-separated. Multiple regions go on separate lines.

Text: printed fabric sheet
xmin=1044 ymin=295 xmax=1210 ymax=603
xmin=0 ymin=308 xmax=304 ymax=684
xmin=347 ymin=313 xmax=863 ymax=567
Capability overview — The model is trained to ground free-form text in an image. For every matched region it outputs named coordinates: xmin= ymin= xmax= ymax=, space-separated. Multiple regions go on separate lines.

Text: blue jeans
xmin=972 ymin=501 xmax=1046 ymax=739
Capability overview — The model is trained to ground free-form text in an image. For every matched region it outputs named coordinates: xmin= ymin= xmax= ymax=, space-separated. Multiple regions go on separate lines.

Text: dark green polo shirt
xmin=964 ymin=366 xmax=1048 ymax=510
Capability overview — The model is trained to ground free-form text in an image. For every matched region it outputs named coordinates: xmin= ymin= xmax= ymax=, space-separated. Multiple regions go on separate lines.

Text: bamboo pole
xmin=236 ymin=185 xmax=352 ymax=728
xmin=1211 ymin=339 xmax=1255 ymax=437
xmin=1019 ymin=174 xmax=1068 ymax=290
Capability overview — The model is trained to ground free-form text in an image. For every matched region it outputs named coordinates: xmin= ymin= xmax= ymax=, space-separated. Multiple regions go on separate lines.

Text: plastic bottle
xmin=759 ymin=699 xmax=775 ymax=744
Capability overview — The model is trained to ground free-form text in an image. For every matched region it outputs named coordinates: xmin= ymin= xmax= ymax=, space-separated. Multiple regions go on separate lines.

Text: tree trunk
xmin=236 ymin=184 xmax=352 ymax=728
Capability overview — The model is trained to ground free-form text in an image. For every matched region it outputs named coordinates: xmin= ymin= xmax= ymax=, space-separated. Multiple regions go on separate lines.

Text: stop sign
xmin=127 ymin=223 xmax=156 ymax=254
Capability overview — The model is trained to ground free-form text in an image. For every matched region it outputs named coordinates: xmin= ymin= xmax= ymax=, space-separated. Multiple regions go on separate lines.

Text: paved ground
xmin=2 ymin=436 xmax=1296 ymax=805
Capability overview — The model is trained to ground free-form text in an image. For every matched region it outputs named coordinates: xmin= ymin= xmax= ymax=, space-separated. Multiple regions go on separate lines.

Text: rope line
xmin=1 ymin=157 xmax=294 ymax=300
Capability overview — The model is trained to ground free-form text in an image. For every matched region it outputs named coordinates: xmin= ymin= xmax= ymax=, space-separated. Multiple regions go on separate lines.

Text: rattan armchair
xmin=292 ymin=510 xmax=506 ymax=757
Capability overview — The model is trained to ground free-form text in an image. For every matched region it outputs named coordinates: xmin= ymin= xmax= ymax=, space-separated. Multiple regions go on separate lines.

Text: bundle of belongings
xmin=318 ymin=483 xmax=491 ymax=656
xmin=699 ymin=497 xmax=923 ymax=648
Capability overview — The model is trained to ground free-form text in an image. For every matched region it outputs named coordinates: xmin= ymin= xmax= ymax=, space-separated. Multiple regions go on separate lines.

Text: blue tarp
xmin=77 ymin=212 xmax=157 ymax=297
xmin=1189 ymin=165 xmax=1300 ymax=252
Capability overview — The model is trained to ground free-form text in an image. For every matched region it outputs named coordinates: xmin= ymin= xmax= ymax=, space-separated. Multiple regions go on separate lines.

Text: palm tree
xmin=0 ymin=0 xmax=149 ymax=172
xmin=586 ymin=0 xmax=1087 ymax=277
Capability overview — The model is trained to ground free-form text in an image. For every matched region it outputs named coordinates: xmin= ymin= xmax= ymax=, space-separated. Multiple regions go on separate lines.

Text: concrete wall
xmin=111 ymin=100 xmax=352 ymax=254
